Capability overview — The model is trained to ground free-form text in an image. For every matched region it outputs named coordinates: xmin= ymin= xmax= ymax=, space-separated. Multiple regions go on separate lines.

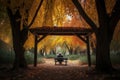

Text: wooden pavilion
xmin=29 ymin=27 xmax=93 ymax=67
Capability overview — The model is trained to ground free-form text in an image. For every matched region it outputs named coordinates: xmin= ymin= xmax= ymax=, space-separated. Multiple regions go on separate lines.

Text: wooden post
xmin=86 ymin=36 xmax=91 ymax=67
xmin=34 ymin=35 xmax=38 ymax=67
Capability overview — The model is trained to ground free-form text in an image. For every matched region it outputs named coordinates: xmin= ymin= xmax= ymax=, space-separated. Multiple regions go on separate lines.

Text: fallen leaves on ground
xmin=0 ymin=59 xmax=120 ymax=80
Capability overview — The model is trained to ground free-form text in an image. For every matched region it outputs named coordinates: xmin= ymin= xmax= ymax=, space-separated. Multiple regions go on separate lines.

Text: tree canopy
xmin=0 ymin=0 xmax=120 ymax=51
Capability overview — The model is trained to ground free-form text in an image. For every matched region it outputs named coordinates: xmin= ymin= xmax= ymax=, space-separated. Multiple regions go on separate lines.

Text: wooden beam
xmin=86 ymin=36 xmax=91 ymax=67
xmin=30 ymin=27 xmax=93 ymax=67
xmin=34 ymin=35 xmax=38 ymax=67
xmin=76 ymin=35 xmax=87 ymax=43
xmin=37 ymin=35 xmax=47 ymax=42
xmin=29 ymin=27 xmax=92 ymax=35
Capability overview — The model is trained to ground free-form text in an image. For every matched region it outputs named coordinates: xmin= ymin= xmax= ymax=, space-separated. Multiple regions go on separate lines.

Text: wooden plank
xmin=76 ymin=35 xmax=87 ymax=43
xmin=86 ymin=36 xmax=91 ymax=67
xmin=37 ymin=35 xmax=47 ymax=42
xmin=34 ymin=35 xmax=38 ymax=67
xmin=29 ymin=27 xmax=92 ymax=35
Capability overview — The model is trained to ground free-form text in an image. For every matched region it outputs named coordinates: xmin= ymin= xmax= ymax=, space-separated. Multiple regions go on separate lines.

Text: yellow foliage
xmin=25 ymin=0 xmax=87 ymax=50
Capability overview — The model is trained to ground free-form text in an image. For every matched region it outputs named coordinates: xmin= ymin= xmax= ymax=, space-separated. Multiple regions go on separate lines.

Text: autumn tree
xmin=42 ymin=0 xmax=55 ymax=26
xmin=73 ymin=0 xmax=120 ymax=72
xmin=1 ymin=0 xmax=43 ymax=69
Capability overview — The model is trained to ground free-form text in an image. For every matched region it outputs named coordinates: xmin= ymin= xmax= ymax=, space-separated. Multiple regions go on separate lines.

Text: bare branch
xmin=72 ymin=0 xmax=98 ymax=33
xmin=27 ymin=0 xmax=43 ymax=28
xmin=95 ymin=0 xmax=108 ymax=27
xmin=109 ymin=0 xmax=120 ymax=30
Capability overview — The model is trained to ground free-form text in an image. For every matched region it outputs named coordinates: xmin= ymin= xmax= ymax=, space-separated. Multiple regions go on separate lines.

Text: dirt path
xmin=41 ymin=58 xmax=83 ymax=66
xmin=27 ymin=58 xmax=93 ymax=80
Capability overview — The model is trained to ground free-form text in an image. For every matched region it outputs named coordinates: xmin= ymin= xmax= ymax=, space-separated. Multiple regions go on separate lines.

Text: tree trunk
xmin=72 ymin=0 xmax=119 ymax=72
xmin=7 ymin=8 xmax=27 ymax=69
xmin=12 ymin=27 xmax=27 ymax=69
xmin=96 ymin=29 xmax=113 ymax=72
xmin=13 ymin=41 xmax=27 ymax=69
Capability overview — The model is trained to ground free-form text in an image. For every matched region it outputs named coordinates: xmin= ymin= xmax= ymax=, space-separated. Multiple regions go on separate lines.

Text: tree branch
xmin=72 ymin=0 xmax=98 ymax=33
xmin=6 ymin=7 xmax=14 ymax=27
xmin=109 ymin=0 xmax=120 ymax=30
xmin=27 ymin=0 xmax=43 ymax=28
xmin=95 ymin=0 xmax=108 ymax=28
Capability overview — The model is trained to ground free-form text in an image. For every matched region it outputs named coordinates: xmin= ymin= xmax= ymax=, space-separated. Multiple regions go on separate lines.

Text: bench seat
xmin=54 ymin=57 xmax=68 ymax=65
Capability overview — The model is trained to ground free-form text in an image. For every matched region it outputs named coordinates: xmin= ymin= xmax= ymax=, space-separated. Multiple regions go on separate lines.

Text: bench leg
xmin=59 ymin=62 xmax=62 ymax=64
xmin=55 ymin=61 xmax=57 ymax=65
xmin=65 ymin=61 xmax=67 ymax=66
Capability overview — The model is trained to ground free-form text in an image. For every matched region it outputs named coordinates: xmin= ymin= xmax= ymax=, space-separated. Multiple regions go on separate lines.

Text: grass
xmin=0 ymin=49 xmax=120 ymax=65
xmin=78 ymin=53 xmax=120 ymax=65
xmin=44 ymin=54 xmax=80 ymax=60
xmin=110 ymin=53 xmax=120 ymax=64
xmin=25 ymin=52 xmax=44 ymax=64
xmin=44 ymin=54 xmax=56 ymax=58
xmin=42 ymin=53 xmax=120 ymax=65
xmin=0 ymin=50 xmax=44 ymax=64
xmin=79 ymin=54 xmax=96 ymax=65
xmin=67 ymin=54 xmax=80 ymax=60
xmin=1 ymin=52 xmax=120 ymax=65
xmin=0 ymin=50 xmax=14 ymax=64
xmin=43 ymin=54 xmax=96 ymax=65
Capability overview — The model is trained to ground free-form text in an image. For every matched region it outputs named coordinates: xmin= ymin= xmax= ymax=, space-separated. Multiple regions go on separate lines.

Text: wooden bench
xmin=54 ymin=57 xmax=68 ymax=65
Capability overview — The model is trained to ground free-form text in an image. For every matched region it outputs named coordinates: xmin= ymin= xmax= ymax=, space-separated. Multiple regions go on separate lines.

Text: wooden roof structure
xmin=29 ymin=27 xmax=93 ymax=35
xmin=29 ymin=27 xmax=93 ymax=67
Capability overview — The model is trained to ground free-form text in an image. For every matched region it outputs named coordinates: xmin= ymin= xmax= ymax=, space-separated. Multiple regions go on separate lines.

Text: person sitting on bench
xmin=57 ymin=53 xmax=63 ymax=57
xmin=54 ymin=53 xmax=67 ymax=65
